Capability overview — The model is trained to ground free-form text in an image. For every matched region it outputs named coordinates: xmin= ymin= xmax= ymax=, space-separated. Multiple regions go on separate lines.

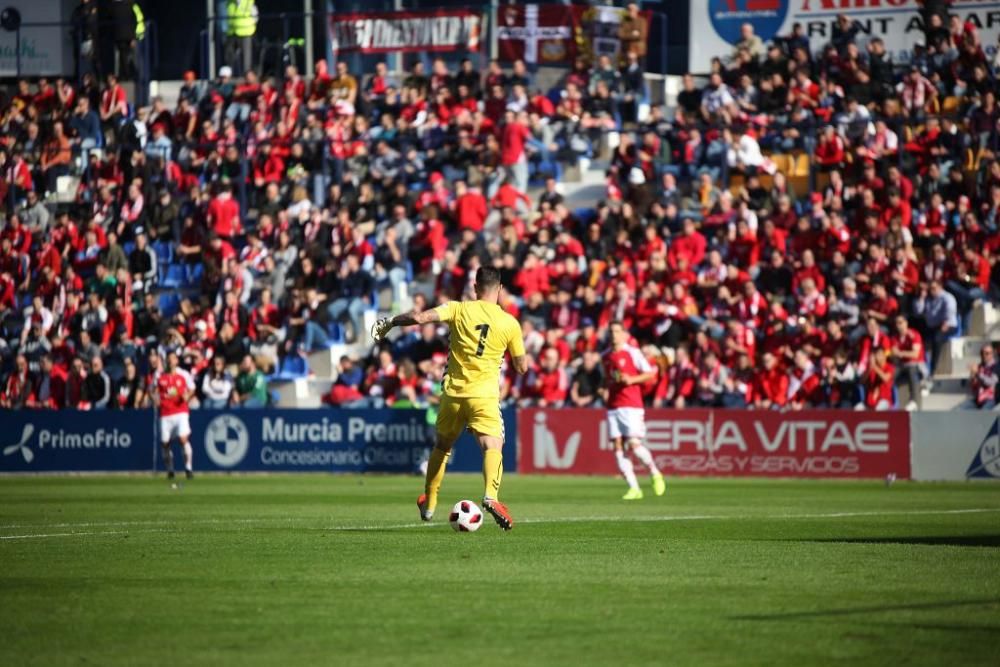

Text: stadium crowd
xmin=1 ymin=9 xmax=1000 ymax=413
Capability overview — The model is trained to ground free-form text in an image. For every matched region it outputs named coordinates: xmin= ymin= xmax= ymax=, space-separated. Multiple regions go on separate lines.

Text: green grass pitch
xmin=1 ymin=474 xmax=999 ymax=666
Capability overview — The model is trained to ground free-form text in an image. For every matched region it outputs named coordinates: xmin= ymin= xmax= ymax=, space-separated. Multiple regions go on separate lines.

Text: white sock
xmin=183 ymin=441 xmax=193 ymax=472
xmin=615 ymin=450 xmax=639 ymax=490
xmin=630 ymin=441 xmax=660 ymax=475
xmin=162 ymin=445 xmax=174 ymax=472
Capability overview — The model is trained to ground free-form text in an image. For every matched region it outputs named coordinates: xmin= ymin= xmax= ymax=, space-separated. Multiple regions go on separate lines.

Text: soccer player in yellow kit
xmin=372 ymin=267 xmax=528 ymax=530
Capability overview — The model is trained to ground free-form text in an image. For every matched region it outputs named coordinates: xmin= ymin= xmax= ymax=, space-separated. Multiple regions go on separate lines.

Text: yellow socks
xmin=483 ymin=449 xmax=503 ymax=500
xmin=424 ymin=447 xmax=449 ymax=512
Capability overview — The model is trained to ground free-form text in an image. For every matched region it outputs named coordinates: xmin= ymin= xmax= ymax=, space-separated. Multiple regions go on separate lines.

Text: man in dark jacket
xmin=72 ymin=0 xmax=101 ymax=79
xmin=128 ymin=232 xmax=157 ymax=286
xmin=149 ymin=189 xmax=181 ymax=241
xmin=107 ymin=0 xmax=137 ymax=80
xmin=83 ymin=355 xmax=112 ymax=409
xmin=326 ymin=254 xmax=373 ymax=343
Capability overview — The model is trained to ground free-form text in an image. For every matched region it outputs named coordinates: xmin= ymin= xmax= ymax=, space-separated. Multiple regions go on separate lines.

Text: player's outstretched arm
xmin=371 ymin=309 xmax=441 ymax=342
xmin=512 ymin=354 xmax=530 ymax=375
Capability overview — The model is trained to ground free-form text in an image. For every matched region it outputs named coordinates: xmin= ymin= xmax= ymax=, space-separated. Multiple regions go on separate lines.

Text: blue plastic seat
xmin=184 ymin=262 xmax=204 ymax=287
xmin=160 ymin=264 xmax=185 ymax=289
xmin=158 ymin=292 xmax=180 ymax=317
xmin=573 ymin=207 xmax=597 ymax=226
xmin=273 ymin=355 xmax=309 ymax=381
xmin=152 ymin=241 xmax=173 ymax=264
xmin=325 ymin=321 xmax=344 ymax=344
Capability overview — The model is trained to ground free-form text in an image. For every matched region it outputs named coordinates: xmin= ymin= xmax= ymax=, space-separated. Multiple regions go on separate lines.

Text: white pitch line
xmin=0 ymin=530 xmax=128 ymax=540
xmin=322 ymin=507 xmax=1000 ymax=531
xmin=0 ymin=517 xmax=311 ymax=530
xmin=3 ymin=508 xmax=999 ymax=539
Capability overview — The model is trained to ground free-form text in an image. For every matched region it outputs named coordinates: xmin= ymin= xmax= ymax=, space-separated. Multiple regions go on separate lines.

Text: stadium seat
xmin=152 ymin=241 xmax=173 ymax=265
xmin=573 ymin=207 xmax=597 ymax=226
xmin=184 ymin=262 xmax=204 ymax=287
xmin=273 ymin=355 xmax=310 ymax=381
xmin=158 ymin=292 xmax=181 ymax=318
xmin=160 ymin=264 xmax=185 ymax=289
xmin=123 ymin=241 xmax=136 ymax=256
xmin=326 ymin=321 xmax=344 ymax=344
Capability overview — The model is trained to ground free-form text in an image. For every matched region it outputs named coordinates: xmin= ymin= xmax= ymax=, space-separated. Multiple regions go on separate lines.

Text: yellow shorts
xmin=435 ymin=395 xmax=505 ymax=444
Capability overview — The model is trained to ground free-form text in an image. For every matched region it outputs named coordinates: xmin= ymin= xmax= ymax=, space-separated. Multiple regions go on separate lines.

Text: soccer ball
xmin=449 ymin=500 xmax=484 ymax=532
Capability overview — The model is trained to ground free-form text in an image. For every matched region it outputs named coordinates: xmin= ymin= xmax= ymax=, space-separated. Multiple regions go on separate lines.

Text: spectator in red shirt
xmin=814 ymin=125 xmax=846 ymax=170
xmin=454 ymin=180 xmax=487 ymax=232
xmin=207 ymin=184 xmax=242 ymax=239
xmin=519 ymin=347 xmax=569 ymax=408
xmin=500 ymin=110 xmax=530 ymax=193
xmin=668 ymin=219 xmax=707 ymax=270
xmin=863 ymin=347 xmax=896 ymax=410
xmin=754 ymin=351 xmax=788 ymax=410
xmin=890 ymin=315 xmax=925 ymax=411
xmin=946 ymin=247 xmax=991 ymax=318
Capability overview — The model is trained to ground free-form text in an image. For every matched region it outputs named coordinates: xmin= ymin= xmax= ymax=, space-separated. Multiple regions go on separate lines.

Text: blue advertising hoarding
xmin=0 ymin=409 xmax=155 ymax=472
xmin=188 ymin=407 xmax=517 ymax=473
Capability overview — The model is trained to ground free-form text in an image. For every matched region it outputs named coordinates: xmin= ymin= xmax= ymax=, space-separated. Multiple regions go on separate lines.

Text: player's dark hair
xmin=475 ymin=267 xmax=502 ymax=295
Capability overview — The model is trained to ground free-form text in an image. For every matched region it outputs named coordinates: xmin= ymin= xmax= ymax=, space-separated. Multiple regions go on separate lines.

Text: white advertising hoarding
xmin=0 ymin=0 xmax=74 ymax=76
xmin=910 ymin=412 xmax=1000 ymax=481
xmin=689 ymin=0 xmax=1000 ymax=72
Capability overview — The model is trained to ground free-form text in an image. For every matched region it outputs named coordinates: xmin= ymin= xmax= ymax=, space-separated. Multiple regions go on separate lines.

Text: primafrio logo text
xmin=3 ymin=423 xmax=131 ymax=465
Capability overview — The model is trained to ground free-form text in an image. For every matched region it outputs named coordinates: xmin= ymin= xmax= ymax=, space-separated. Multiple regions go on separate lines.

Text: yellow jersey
xmin=433 ymin=300 xmax=525 ymax=399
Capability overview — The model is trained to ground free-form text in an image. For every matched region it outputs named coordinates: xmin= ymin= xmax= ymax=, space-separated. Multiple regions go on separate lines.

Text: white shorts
xmin=160 ymin=413 xmax=191 ymax=443
xmin=607 ymin=407 xmax=646 ymax=440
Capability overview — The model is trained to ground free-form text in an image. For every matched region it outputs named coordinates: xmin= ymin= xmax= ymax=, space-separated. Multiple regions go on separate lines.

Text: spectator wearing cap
xmin=145 ymin=121 xmax=172 ymax=160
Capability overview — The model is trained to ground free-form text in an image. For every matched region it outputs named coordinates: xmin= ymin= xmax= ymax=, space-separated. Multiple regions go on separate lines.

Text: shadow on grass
xmin=731 ymin=598 xmax=1000 ymax=621
xmin=795 ymin=534 xmax=1000 ymax=548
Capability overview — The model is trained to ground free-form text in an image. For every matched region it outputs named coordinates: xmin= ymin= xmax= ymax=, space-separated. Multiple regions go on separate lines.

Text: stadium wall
xmin=2 ymin=408 xmax=998 ymax=482
xmin=0 ymin=408 xmax=516 ymax=474
xmin=518 ymin=408 xmax=911 ymax=480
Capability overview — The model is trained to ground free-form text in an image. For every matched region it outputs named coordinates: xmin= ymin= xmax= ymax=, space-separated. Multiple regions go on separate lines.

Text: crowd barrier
xmin=518 ymin=408 xmax=911 ymax=480
xmin=0 ymin=408 xmax=996 ymax=482
xmin=0 ymin=408 xmax=516 ymax=474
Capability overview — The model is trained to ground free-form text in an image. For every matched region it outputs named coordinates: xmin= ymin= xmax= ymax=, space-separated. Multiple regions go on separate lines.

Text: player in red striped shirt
xmin=153 ymin=351 xmax=195 ymax=480
xmin=602 ymin=322 xmax=665 ymax=500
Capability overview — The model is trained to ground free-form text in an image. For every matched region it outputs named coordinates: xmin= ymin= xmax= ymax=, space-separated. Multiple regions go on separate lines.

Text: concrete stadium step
xmin=921 ymin=391 xmax=973 ymax=411
xmin=272 ymin=378 xmax=333 ymax=408
xmin=307 ymin=345 xmax=350 ymax=380
xmin=936 ymin=333 xmax=1000 ymax=376
xmin=928 ymin=374 xmax=969 ymax=394
xmin=969 ymin=302 xmax=1000 ymax=338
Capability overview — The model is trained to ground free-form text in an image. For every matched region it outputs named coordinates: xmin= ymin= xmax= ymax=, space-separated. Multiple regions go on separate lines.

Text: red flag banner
xmin=329 ymin=9 xmax=482 ymax=54
xmin=497 ymin=4 xmax=575 ymax=65
xmin=518 ymin=408 xmax=912 ymax=479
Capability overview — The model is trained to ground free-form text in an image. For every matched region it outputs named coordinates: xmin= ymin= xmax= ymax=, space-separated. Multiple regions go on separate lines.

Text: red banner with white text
xmin=518 ymin=408 xmax=911 ymax=479
xmin=329 ymin=9 xmax=482 ymax=54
